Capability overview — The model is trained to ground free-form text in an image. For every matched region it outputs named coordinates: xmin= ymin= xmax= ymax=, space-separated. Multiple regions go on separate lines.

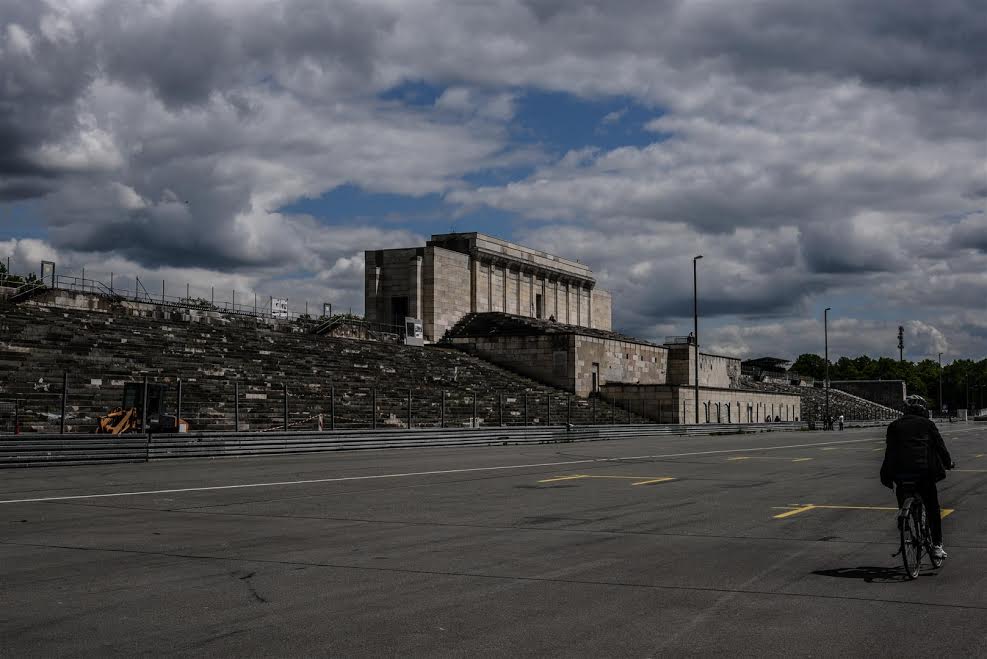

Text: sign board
xmin=323 ymin=303 xmax=332 ymax=318
xmin=271 ymin=297 xmax=289 ymax=319
xmin=404 ymin=317 xmax=424 ymax=347
xmin=41 ymin=261 xmax=55 ymax=287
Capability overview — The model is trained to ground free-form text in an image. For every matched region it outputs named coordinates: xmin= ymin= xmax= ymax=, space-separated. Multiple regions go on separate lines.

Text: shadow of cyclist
xmin=811 ymin=566 xmax=938 ymax=583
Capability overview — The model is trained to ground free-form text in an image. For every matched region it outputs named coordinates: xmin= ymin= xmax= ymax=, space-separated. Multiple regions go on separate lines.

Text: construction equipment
xmin=96 ymin=382 xmax=189 ymax=434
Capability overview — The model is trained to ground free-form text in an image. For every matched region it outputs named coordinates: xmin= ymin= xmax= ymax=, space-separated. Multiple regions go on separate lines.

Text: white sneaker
xmin=932 ymin=545 xmax=947 ymax=559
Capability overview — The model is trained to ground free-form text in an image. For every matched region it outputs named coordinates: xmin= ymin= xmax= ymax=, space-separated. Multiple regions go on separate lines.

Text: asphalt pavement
xmin=2 ymin=423 xmax=986 ymax=657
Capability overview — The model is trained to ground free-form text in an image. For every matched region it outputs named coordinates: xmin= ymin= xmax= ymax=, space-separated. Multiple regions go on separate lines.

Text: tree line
xmin=790 ymin=353 xmax=987 ymax=413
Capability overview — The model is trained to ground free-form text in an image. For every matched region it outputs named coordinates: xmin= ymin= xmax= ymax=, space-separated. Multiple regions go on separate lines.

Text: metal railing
xmin=1 ymin=371 xmax=725 ymax=435
xmin=36 ymin=272 xmax=338 ymax=324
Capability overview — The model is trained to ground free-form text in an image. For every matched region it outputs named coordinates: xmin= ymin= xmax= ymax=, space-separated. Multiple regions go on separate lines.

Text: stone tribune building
xmin=365 ymin=232 xmax=612 ymax=342
xmin=366 ymin=232 xmax=799 ymax=424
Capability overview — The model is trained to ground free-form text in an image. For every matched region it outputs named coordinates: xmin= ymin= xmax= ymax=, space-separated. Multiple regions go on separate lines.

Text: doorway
xmin=390 ymin=296 xmax=408 ymax=325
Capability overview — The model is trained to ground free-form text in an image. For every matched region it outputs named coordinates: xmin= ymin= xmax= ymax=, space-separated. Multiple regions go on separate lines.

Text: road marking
xmin=631 ymin=477 xmax=676 ymax=486
xmin=774 ymin=504 xmax=817 ymax=519
xmin=537 ymin=474 xmax=675 ymax=486
xmin=954 ymin=469 xmax=987 ymax=473
xmin=0 ymin=436 xmax=886 ymax=505
xmin=537 ymin=475 xmax=589 ymax=483
xmin=727 ymin=456 xmax=812 ymax=463
xmin=774 ymin=504 xmax=955 ymax=519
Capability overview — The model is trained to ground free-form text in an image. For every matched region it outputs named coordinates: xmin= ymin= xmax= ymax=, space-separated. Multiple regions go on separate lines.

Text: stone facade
xmin=366 ymin=233 xmax=613 ymax=341
xmin=600 ymin=383 xmax=801 ymax=425
xmin=666 ymin=343 xmax=742 ymax=388
xmin=444 ymin=313 xmax=775 ymax=407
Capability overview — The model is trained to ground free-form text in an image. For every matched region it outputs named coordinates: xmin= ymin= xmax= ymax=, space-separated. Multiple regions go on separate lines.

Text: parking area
xmin=2 ymin=424 xmax=986 ymax=656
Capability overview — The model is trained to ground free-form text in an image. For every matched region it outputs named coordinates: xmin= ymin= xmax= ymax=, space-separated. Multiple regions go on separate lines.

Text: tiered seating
xmin=0 ymin=301 xmax=644 ymax=433
xmin=741 ymin=377 xmax=900 ymax=422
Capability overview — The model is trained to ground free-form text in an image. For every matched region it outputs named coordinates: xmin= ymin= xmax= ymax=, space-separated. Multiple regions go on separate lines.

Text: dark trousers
xmin=896 ymin=480 xmax=943 ymax=545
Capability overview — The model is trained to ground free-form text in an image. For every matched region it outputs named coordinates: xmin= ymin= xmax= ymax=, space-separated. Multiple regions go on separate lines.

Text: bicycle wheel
xmin=899 ymin=502 xmax=922 ymax=579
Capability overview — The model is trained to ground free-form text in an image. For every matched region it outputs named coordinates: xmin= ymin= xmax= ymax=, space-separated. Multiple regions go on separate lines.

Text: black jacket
xmin=880 ymin=414 xmax=952 ymax=487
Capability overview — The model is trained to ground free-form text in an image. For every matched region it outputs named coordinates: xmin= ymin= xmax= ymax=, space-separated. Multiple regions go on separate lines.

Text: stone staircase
xmin=0 ymin=300 xmax=646 ymax=433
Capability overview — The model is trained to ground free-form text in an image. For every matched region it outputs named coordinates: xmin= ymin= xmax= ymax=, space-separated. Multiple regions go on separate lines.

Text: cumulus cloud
xmin=0 ymin=0 xmax=984 ymax=358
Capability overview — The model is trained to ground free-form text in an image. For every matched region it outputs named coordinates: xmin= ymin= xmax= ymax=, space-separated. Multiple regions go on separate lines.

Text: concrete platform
xmin=1 ymin=424 xmax=985 ymax=656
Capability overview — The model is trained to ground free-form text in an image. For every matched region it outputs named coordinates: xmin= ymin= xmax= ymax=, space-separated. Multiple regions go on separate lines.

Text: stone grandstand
xmin=740 ymin=377 xmax=901 ymax=424
xmin=0 ymin=295 xmax=648 ymax=434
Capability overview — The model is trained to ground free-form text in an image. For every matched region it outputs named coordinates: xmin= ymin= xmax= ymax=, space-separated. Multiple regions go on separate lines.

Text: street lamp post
xmin=938 ymin=352 xmax=943 ymax=417
xmin=693 ymin=255 xmax=703 ymax=424
xmin=824 ymin=307 xmax=831 ymax=429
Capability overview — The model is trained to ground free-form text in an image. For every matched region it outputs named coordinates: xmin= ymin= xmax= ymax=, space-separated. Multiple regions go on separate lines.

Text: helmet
xmin=904 ymin=395 xmax=929 ymax=417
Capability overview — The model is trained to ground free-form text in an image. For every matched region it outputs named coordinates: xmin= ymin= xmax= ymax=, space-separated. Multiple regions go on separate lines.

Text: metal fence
xmin=1 ymin=372 xmax=694 ymax=435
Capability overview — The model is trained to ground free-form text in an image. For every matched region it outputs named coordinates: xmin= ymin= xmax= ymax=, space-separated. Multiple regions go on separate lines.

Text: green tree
xmin=791 ymin=353 xmax=826 ymax=379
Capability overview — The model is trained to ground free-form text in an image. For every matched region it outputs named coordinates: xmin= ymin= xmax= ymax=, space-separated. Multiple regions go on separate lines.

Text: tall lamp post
xmin=824 ymin=307 xmax=831 ymax=429
xmin=693 ymin=255 xmax=703 ymax=424
xmin=938 ymin=352 xmax=943 ymax=417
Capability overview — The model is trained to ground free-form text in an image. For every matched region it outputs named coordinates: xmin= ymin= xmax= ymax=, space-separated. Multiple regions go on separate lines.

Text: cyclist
xmin=880 ymin=395 xmax=954 ymax=558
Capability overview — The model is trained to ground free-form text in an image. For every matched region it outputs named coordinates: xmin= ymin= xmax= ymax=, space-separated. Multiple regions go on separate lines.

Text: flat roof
xmin=428 ymin=232 xmax=595 ymax=282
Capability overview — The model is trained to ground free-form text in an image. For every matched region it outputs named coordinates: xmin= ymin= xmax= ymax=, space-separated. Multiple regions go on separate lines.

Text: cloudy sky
xmin=1 ymin=0 xmax=984 ymax=362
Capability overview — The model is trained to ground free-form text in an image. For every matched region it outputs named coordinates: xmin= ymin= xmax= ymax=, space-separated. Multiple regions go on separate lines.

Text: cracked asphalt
xmin=2 ymin=423 xmax=985 ymax=657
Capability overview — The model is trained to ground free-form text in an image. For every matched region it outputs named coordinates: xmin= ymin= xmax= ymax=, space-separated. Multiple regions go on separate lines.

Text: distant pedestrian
xmin=838 ymin=414 xmax=845 ymax=431
xmin=774 ymin=415 xmax=781 ymax=422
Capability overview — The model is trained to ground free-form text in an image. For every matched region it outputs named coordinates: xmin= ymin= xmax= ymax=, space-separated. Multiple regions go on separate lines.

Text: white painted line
xmin=0 ymin=436 xmax=885 ymax=505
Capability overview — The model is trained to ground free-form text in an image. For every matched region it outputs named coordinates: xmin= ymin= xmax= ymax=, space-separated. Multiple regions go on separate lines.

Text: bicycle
xmin=894 ymin=480 xmax=944 ymax=580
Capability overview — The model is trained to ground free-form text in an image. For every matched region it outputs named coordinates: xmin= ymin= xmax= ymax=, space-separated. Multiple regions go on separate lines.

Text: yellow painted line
xmin=538 ymin=474 xmax=675 ymax=484
xmin=774 ymin=504 xmax=817 ymax=519
xmin=537 ymin=475 xmax=589 ymax=483
xmin=773 ymin=504 xmax=956 ymax=519
xmin=728 ymin=456 xmax=812 ymax=462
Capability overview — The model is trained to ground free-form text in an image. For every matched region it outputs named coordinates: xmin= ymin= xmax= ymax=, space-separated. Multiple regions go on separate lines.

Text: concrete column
xmin=528 ymin=273 xmax=535 ymax=316
xmin=576 ymin=284 xmax=582 ymax=326
xmin=587 ymin=287 xmax=593 ymax=328
xmin=515 ymin=269 xmax=522 ymax=315
xmin=502 ymin=264 xmax=508 ymax=313
xmin=470 ymin=258 xmax=479 ymax=313
xmin=487 ymin=263 xmax=493 ymax=311
xmin=408 ymin=256 xmax=423 ymax=320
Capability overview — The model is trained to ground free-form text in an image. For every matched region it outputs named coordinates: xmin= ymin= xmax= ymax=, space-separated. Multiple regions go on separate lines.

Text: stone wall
xmin=601 ymin=384 xmax=800 ymax=424
xmin=423 ymin=246 xmax=471 ymax=341
xmin=666 ymin=345 xmax=740 ymax=388
xmin=447 ymin=334 xmax=575 ymax=391
xmin=449 ymin=330 xmax=669 ymax=397
xmin=365 ymin=248 xmax=419 ymax=326
xmin=572 ymin=335 xmax=668 ymax=397
xmin=591 ymin=289 xmax=612 ymax=331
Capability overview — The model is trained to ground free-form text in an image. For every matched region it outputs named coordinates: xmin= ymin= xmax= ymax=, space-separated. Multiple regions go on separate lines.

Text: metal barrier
xmin=0 ymin=423 xmax=803 ymax=467
xmin=0 ymin=434 xmax=150 ymax=467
